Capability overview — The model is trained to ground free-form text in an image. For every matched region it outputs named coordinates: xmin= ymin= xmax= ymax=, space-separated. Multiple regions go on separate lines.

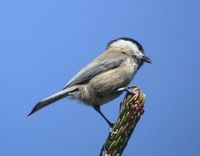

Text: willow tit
xmin=28 ymin=37 xmax=151 ymax=126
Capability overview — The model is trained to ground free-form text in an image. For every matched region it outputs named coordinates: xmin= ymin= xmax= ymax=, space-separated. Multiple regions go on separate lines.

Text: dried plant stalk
xmin=100 ymin=86 xmax=146 ymax=156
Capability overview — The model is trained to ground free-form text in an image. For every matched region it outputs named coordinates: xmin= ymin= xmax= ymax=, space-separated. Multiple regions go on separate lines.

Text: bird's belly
xmin=82 ymin=58 xmax=137 ymax=105
xmin=88 ymin=89 xmax=122 ymax=106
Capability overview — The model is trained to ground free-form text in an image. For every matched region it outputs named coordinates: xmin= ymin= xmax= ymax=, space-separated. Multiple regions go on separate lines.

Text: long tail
xmin=27 ymin=87 xmax=77 ymax=116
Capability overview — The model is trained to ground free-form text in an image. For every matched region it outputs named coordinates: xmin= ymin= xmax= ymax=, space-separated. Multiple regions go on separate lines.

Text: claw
xmin=117 ymin=87 xmax=128 ymax=92
xmin=109 ymin=127 xmax=117 ymax=134
xmin=117 ymin=86 xmax=136 ymax=94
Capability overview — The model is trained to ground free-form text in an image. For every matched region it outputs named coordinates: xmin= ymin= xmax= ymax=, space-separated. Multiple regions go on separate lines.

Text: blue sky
xmin=1 ymin=0 xmax=200 ymax=155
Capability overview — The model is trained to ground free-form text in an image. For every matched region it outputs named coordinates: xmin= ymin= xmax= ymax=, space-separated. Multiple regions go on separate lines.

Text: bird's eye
xmin=121 ymin=51 xmax=126 ymax=55
xmin=138 ymin=46 xmax=141 ymax=51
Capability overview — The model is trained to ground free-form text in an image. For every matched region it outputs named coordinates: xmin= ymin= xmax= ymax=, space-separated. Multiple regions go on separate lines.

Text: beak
xmin=142 ymin=55 xmax=152 ymax=63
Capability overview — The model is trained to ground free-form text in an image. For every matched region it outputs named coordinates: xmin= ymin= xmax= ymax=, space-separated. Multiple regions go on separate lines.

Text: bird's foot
xmin=117 ymin=86 xmax=137 ymax=94
xmin=107 ymin=121 xmax=114 ymax=128
xmin=109 ymin=127 xmax=117 ymax=134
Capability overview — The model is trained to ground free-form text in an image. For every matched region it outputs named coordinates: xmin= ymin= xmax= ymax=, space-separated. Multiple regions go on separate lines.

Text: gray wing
xmin=63 ymin=51 xmax=126 ymax=89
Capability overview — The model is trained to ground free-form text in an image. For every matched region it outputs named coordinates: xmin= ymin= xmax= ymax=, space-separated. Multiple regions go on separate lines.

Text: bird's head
xmin=107 ymin=37 xmax=152 ymax=64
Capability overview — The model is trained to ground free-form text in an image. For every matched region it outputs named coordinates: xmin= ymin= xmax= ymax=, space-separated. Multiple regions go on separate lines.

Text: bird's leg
xmin=93 ymin=106 xmax=114 ymax=127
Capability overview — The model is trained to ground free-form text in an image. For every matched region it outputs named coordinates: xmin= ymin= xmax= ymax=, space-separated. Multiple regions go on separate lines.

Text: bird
xmin=28 ymin=37 xmax=151 ymax=126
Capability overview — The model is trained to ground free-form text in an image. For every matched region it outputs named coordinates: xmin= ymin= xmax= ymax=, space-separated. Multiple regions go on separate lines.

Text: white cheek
xmin=124 ymin=58 xmax=138 ymax=76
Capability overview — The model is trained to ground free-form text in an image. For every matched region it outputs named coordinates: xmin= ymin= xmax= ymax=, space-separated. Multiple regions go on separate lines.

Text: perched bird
xmin=28 ymin=37 xmax=151 ymax=126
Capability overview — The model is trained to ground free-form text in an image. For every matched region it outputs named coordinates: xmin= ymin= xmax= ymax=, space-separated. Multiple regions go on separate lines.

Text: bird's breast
xmin=78 ymin=58 xmax=138 ymax=106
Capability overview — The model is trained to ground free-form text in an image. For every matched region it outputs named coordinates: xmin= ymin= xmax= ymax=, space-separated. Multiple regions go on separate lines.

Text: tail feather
xmin=27 ymin=88 xmax=77 ymax=116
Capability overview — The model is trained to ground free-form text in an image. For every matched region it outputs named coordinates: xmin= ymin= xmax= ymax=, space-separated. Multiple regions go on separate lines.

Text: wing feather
xmin=63 ymin=50 xmax=126 ymax=89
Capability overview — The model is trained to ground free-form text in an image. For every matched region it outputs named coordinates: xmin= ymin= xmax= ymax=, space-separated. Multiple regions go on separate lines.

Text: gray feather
xmin=64 ymin=50 xmax=126 ymax=89
xmin=27 ymin=87 xmax=78 ymax=116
